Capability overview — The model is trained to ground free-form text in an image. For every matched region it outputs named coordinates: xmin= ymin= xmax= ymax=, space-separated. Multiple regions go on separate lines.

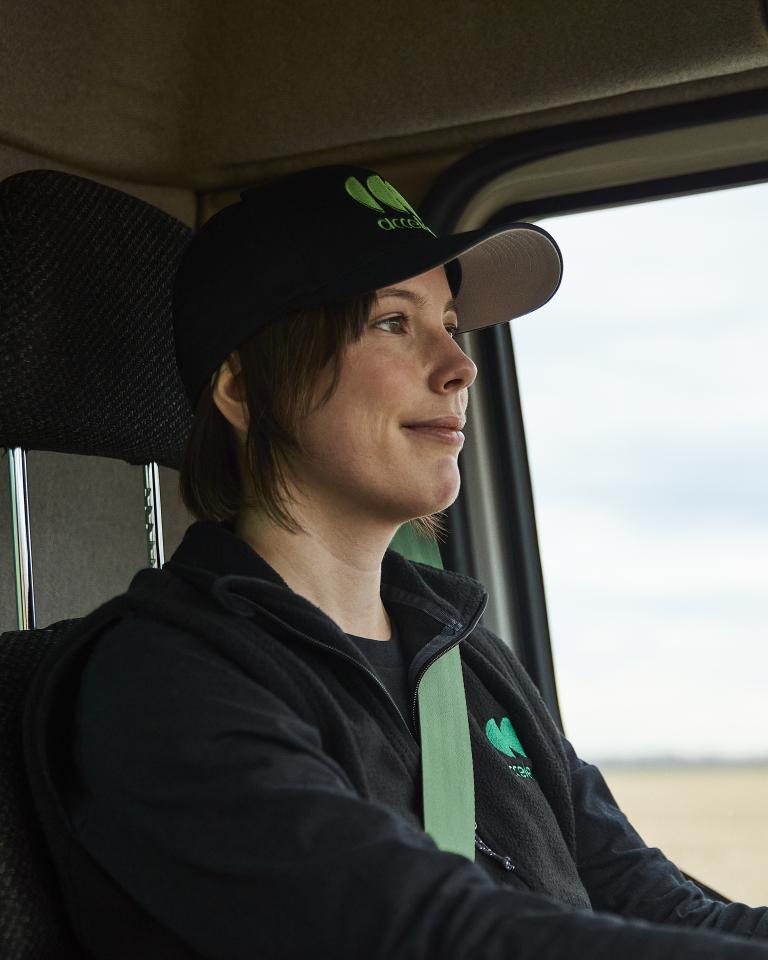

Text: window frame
xmin=423 ymin=88 xmax=768 ymax=730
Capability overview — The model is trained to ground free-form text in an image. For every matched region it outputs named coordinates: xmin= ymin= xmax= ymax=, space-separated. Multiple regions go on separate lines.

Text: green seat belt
xmin=389 ymin=524 xmax=476 ymax=862
xmin=418 ymin=645 xmax=476 ymax=861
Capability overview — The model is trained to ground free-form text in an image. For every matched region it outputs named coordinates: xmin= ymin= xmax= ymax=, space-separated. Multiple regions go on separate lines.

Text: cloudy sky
xmin=509 ymin=181 xmax=768 ymax=761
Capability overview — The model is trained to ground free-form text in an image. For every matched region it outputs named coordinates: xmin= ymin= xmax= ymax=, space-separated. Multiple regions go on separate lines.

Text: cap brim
xmin=448 ymin=223 xmax=563 ymax=333
xmin=306 ymin=221 xmax=562 ymax=333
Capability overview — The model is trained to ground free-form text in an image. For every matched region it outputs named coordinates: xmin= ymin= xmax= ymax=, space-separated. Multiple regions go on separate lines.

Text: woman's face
xmin=290 ymin=265 xmax=477 ymax=529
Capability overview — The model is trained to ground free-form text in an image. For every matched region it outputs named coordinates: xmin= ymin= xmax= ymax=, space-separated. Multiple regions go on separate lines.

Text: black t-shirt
xmin=345 ymin=606 xmax=411 ymax=724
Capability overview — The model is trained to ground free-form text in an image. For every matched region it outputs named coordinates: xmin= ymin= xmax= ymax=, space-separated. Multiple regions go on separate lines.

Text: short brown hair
xmin=178 ymin=294 xmax=447 ymax=543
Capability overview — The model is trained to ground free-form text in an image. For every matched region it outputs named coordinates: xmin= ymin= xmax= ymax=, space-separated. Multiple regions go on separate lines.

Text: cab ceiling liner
xmin=1 ymin=0 xmax=768 ymax=195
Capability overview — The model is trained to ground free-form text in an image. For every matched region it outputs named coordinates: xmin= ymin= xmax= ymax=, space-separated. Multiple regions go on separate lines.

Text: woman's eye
xmin=374 ymin=315 xmax=459 ymax=338
xmin=374 ymin=315 xmax=406 ymax=332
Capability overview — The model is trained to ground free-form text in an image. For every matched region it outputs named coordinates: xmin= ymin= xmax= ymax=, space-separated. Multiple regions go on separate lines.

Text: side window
xmin=510 ymin=182 xmax=768 ymax=905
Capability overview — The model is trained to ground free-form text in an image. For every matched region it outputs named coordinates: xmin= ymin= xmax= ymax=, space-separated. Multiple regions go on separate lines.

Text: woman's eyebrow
xmin=376 ymin=287 xmax=459 ymax=317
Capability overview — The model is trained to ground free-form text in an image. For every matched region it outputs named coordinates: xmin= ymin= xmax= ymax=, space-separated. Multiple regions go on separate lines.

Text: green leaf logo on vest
xmin=345 ymin=175 xmax=436 ymax=236
xmin=486 ymin=717 xmax=533 ymax=780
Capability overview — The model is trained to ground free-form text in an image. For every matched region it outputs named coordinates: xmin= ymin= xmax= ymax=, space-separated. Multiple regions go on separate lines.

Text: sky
xmin=509 ymin=181 xmax=768 ymax=762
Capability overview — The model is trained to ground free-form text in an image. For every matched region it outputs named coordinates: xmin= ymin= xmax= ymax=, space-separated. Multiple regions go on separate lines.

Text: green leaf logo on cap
xmin=345 ymin=176 xmax=385 ymax=212
xmin=366 ymin=175 xmax=417 ymax=215
xmin=344 ymin=175 xmax=436 ymax=236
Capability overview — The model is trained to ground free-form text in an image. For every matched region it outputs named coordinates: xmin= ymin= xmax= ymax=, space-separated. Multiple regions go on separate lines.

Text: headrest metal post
xmin=7 ymin=447 xmax=36 ymax=629
xmin=143 ymin=462 xmax=165 ymax=569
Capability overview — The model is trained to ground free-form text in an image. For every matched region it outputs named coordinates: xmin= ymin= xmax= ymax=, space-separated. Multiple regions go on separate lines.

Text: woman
xmin=30 ymin=165 xmax=768 ymax=959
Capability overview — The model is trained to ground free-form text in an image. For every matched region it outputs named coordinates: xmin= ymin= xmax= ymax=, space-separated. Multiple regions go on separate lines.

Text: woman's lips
xmin=404 ymin=425 xmax=464 ymax=445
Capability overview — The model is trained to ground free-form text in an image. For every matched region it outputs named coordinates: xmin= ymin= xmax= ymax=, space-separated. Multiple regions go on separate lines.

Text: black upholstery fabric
xmin=0 ymin=168 xmax=195 ymax=956
xmin=0 ymin=622 xmax=85 ymax=959
xmin=0 ymin=169 xmax=193 ymax=468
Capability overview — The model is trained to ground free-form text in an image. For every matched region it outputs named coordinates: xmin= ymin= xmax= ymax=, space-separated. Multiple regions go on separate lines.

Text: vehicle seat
xmin=0 ymin=620 xmax=81 ymax=958
xmin=0 ymin=168 xmax=192 ymax=959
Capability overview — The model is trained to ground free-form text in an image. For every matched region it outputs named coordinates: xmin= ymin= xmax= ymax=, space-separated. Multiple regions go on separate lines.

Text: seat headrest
xmin=0 ymin=169 xmax=193 ymax=469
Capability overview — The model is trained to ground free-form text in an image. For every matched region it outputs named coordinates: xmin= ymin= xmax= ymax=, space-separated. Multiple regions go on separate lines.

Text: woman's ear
xmin=211 ymin=352 xmax=248 ymax=435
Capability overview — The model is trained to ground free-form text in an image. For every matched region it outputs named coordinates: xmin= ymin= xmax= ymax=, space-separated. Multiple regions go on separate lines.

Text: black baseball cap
xmin=172 ymin=163 xmax=562 ymax=409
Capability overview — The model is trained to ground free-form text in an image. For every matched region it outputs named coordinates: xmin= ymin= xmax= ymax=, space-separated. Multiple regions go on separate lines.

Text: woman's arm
xmin=566 ymin=738 xmax=768 ymax=938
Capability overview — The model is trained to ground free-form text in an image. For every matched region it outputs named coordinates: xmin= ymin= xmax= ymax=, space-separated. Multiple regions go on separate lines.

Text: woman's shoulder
xmin=464 ymin=622 xmax=523 ymax=673
xmin=464 ymin=624 xmax=553 ymax=714
xmin=84 ymin=612 xmax=203 ymax=682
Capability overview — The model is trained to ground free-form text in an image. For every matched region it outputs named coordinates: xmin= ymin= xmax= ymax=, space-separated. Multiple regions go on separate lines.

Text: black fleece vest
xmin=25 ymin=553 xmax=590 ymax=959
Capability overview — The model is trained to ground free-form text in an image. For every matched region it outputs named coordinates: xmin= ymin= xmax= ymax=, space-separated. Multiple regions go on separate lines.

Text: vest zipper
xmin=474 ymin=823 xmax=516 ymax=873
xmin=234 ymin=589 xmax=487 ymax=742
xmin=231 ymin=598 xmax=415 ymax=736
xmin=409 ymin=594 xmax=488 ymax=734
xmin=304 ymin=637 xmax=414 ymax=735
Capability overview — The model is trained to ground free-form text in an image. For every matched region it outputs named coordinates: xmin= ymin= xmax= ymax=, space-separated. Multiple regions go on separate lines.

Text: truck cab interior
xmin=2 ymin=2 xmax=767 ymax=956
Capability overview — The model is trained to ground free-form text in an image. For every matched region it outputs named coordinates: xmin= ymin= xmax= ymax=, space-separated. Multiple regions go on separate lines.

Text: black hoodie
xmin=24 ymin=519 xmax=768 ymax=959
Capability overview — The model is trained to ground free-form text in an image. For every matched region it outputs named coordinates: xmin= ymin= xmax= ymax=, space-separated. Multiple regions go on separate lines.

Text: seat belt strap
xmin=417 ymin=644 xmax=476 ymax=862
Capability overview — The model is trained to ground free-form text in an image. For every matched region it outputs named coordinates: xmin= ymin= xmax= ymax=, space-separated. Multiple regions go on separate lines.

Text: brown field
xmin=600 ymin=765 xmax=768 ymax=908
